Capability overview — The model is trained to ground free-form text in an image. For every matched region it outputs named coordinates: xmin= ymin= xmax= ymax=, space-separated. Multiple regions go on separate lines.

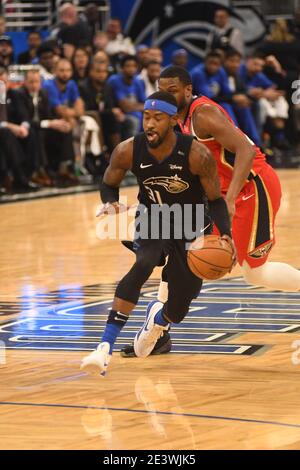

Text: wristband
xmin=100 ymin=181 xmax=119 ymax=203
xmin=208 ymin=197 xmax=231 ymax=237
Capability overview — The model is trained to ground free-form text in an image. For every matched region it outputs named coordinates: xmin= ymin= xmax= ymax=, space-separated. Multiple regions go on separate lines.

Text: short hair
xmin=159 ymin=65 xmax=192 ymax=86
xmin=24 ymin=68 xmax=40 ymax=78
xmin=28 ymin=30 xmax=41 ymax=38
xmin=146 ymin=90 xmax=177 ymax=108
xmin=56 ymin=57 xmax=72 ymax=67
xmin=109 ymin=17 xmax=121 ymax=23
xmin=247 ymin=52 xmax=265 ymax=60
xmin=224 ymin=49 xmax=242 ymax=60
xmin=215 ymin=8 xmax=229 ymax=16
xmin=90 ymin=58 xmax=107 ymax=69
xmin=205 ymin=50 xmax=223 ymax=61
xmin=120 ymin=54 xmax=138 ymax=68
xmin=37 ymin=42 xmax=55 ymax=57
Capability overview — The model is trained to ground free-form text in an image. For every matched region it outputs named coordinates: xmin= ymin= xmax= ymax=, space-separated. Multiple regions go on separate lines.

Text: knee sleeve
xmin=115 ymin=255 xmax=158 ymax=304
xmin=163 ymin=299 xmax=190 ymax=324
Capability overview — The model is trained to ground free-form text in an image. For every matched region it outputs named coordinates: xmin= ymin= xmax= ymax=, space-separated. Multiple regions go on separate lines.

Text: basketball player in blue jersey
xmin=81 ymin=91 xmax=235 ymax=376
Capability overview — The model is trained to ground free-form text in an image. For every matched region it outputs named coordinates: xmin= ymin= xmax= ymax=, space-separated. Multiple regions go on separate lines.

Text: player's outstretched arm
xmin=98 ymin=138 xmax=133 ymax=216
xmin=189 ymin=140 xmax=235 ymax=260
xmin=193 ymin=104 xmax=256 ymax=218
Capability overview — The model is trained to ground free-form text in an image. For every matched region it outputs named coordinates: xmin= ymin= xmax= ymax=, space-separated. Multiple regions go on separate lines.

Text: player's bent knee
xmin=165 ymin=305 xmax=189 ymax=324
xmin=135 ymin=256 xmax=157 ymax=276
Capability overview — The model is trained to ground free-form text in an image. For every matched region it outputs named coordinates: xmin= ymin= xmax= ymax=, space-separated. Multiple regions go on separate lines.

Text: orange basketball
xmin=187 ymin=234 xmax=234 ymax=280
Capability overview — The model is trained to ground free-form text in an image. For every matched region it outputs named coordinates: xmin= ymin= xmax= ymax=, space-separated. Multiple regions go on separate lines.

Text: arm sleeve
xmin=100 ymin=181 xmax=120 ymax=203
xmin=208 ymin=198 xmax=231 ymax=237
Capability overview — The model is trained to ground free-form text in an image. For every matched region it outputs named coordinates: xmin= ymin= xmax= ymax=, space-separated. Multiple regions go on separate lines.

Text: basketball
xmin=187 ymin=234 xmax=234 ymax=280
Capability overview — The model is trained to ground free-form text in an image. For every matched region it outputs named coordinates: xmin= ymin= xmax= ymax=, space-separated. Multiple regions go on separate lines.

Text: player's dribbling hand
xmin=96 ymin=202 xmax=128 ymax=217
xmin=221 ymin=235 xmax=237 ymax=270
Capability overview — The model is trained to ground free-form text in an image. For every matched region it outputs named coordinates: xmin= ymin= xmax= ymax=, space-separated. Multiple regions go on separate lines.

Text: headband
xmin=144 ymin=99 xmax=177 ymax=116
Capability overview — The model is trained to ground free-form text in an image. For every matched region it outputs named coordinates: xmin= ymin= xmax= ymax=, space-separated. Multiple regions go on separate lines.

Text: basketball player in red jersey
xmin=156 ymin=65 xmax=300 ymax=293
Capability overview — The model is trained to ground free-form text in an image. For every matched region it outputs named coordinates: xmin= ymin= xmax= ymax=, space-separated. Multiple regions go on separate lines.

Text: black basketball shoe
xmin=120 ymin=330 xmax=172 ymax=358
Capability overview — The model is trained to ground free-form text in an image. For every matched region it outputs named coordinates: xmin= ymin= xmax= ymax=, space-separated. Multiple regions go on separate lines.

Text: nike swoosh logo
xmin=144 ymin=314 xmax=152 ymax=331
xmin=200 ymin=223 xmax=211 ymax=234
xmin=140 ymin=163 xmax=153 ymax=169
xmin=242 ymin=194 xmax=255 ymax=201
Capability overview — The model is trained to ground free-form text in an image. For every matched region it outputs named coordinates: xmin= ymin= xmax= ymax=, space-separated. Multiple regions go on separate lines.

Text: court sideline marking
xmin=1 ymin=401 xmax=300 ymax=430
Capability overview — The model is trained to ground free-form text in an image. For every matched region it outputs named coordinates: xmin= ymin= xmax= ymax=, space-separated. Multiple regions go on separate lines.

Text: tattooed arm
xmin=189 ymin=139 xmax=221 ymax=201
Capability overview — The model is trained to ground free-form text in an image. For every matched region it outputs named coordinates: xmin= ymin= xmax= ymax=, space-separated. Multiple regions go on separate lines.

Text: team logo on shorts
xmin=249 ymin=241 xmax=273 ymax=259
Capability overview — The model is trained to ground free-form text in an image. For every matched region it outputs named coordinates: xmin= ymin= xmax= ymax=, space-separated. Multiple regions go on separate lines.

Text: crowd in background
xmin=1 ymin=2 xmax=300 ymax=196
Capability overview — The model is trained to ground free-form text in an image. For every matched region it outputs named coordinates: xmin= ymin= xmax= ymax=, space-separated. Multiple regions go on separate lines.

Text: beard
xmin=145 ymin=127 xmax=169 ymax=148
xmin=146 ymin=135 xmax=163 ymax=148
xmin=56 ymin=77 xmax=70 ymax=85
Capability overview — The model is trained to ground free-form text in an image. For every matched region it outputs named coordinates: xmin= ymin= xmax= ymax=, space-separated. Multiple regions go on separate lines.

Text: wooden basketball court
xmin=1 ymin=169 xmax=300 ymax=450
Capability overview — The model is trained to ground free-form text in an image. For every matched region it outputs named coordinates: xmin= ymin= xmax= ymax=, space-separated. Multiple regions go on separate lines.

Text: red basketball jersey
xmin=177 ymin=96 xmax=267 ymax=192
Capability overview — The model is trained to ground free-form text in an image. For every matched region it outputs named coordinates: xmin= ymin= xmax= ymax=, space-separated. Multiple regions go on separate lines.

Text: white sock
xmin=242 ymin=260 xmax=300 ymax=291
xmin=157 ymin=280 xmax=168 ymax=303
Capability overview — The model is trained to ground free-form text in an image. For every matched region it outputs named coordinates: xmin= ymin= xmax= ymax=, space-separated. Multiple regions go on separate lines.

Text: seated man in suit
xmin=0 ymin=66 xmax=39 ymax=192
xmin=9 ymin=68 xmax=76 ymax=185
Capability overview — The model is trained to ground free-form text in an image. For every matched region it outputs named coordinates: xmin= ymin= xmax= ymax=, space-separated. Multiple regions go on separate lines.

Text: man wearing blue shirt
xmin=43 ymin=58 xmax=85 ymax=182
xmin=43 ymin=58 xmax=84 ymax=120
xmin=239 ymin=54 xmax=288 ymax=141
xmin=191 ymin=51 xmax=237 ymax=123
xmin=108 ymin=55 xmax=145 ymax=139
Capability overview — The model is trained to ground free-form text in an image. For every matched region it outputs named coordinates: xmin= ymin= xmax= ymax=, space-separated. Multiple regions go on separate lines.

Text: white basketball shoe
xmin=134 ymin=301 xmax=169 ymax=358
xmin=80 ymin=342 xmax=111 ymax=377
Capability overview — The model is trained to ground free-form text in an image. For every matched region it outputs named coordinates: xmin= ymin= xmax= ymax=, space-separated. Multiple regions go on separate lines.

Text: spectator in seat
xmin=240 ymin=54 xmax=290 ymax=149
xmin=18 ymin=31 xmax=42 ymax=65
xmin=37 ymin=42 xmax=56 ymax=81
xmin=94 ymin=50 xmax=115 ymax=76
xmin=171 ymin=49 xmax=189 ymax=69
xmin=51 ymin=2 xmax=91 ymax=48
xmin=0 ymin=67 xmax=39 ymax=192
xmin=108 ymin=54 xmax=145 ymax=139
xmin=139 ymin=60 xmax=160 ymax=97
xmin=222 ymin=49 xmax=261 ymax=146
xmin=79 ymin=60 xmax=121 ymax=155
xmin=206 ymin=8 xmax=244 ymax=56
xmin=105 ymin=17 xmax=135 ymax=62
xmin=0 ymin=35 xmax=14 ymax=67
xmin=43 ymin=58 xmax=85 ymax=182
xmin=93 ymin=31 xmax=109 ymax=54
xmin=11 ymin=69 xmax=75 ymax=186
xmin=136 ymin=44 xmax=149 ymax=72
xmin=80 ymin=3 xmax=101 ymax=38
xmin=72 ymin=47 xmax=91 ymax=88
xmin=147 ymin=47 xmax=163 ymax=65
xmin=191 ymin=50 xmax=236 ymax=123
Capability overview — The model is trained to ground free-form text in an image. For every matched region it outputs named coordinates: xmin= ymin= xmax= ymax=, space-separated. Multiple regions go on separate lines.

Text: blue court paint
xmin=1 ymin=278 xmax=300 ymax=355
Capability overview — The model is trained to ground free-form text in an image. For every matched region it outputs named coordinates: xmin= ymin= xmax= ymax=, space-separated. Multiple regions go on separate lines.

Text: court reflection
xmin=134 ymin=375 xmax=196 ymax=449
xmin=80 ymin=374 xmax=196 ymax=449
